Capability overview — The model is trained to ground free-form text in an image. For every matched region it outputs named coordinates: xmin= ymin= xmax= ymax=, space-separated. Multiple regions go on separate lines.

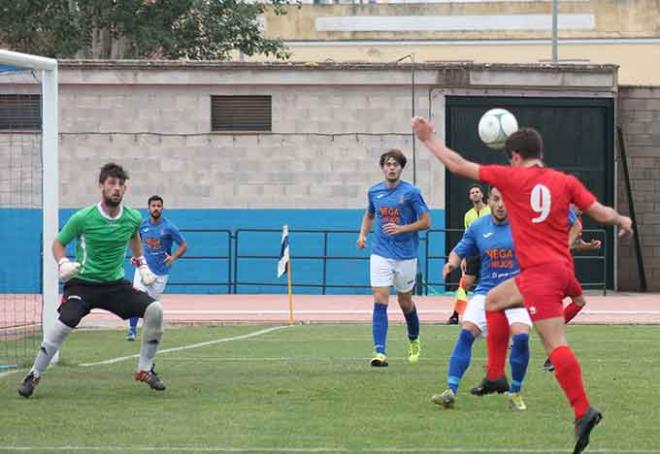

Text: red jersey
xmin=479 ymin=164 xmax=597 ymax=270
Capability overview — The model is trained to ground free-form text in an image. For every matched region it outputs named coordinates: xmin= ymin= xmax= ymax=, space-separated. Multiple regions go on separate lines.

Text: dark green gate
xmin=444 ymin=96 xmax=615 ymax=289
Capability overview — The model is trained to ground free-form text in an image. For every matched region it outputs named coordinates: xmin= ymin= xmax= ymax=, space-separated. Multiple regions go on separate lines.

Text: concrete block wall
xmin=57 ymin=83 xmax=441 ymax=210
xmin=617 ymin=86 xmax=660 ymax=291
xmin=58 ymin=132 xmax=438 ymax=210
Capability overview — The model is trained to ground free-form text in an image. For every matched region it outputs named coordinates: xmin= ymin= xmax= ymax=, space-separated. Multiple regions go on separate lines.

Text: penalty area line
xmin=78 ymin=325 xmax=292 ymax=368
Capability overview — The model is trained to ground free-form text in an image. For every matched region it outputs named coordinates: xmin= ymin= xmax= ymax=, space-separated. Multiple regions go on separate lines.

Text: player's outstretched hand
xmin=356 ymin=235 xmax=367 ymax=249
xmin=618 ymin=215 xmax=634 ymax=239
xmin=585 ymin=239 xmax=602 ymax=250
xmin=58 ymin=258 xmax=81 ymax=282
xmin=411 ymin=116 xmax=434 ymax=142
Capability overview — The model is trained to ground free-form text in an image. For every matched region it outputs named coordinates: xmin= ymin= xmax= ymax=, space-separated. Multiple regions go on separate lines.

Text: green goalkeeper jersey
xmin=57 ymin=203 xmax=142 ymax=283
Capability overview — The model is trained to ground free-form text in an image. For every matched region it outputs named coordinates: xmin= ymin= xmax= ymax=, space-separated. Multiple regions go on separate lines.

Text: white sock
xmin=138 ymin=302 xmax=163 ymax=371
xmin=32 ymin=320 xmax=72 ymax=377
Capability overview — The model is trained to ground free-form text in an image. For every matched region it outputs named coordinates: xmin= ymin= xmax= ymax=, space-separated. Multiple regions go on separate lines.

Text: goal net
xmin=0 ymin=50 xmax=58 ymax=369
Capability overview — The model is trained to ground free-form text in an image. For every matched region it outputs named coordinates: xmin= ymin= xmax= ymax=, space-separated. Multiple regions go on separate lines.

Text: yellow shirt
xmin=464 ymin=206 xmax=491 ymax=229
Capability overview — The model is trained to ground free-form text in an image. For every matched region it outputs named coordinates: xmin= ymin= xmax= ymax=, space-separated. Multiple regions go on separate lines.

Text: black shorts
xmin=465 ymin=255 xmax=481 ymax=278
xmin=60 ymin=278 xmax=155 ymax=321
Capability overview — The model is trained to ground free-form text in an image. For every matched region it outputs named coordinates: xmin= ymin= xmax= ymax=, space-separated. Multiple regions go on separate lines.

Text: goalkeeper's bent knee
xmin=143 ymin=301 xmax=163 ymax=341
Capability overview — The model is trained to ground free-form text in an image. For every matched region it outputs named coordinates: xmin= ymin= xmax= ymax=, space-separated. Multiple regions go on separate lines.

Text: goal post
xmin=0 ymin=49 xmax=58 ymax=366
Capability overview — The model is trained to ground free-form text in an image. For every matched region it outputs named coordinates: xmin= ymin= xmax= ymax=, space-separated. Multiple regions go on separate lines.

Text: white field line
xmin=0 ymin=369 xmax=20 ymax=379
xmin=87 ymin=309 xmax=660 ymax=315
xmin=1 ymin=446 xmax=659 ymax=453
xmin=156 ymin=355 xmax=660 ymax=364
xmin=78 ymin=325 xmax=291 ymax=367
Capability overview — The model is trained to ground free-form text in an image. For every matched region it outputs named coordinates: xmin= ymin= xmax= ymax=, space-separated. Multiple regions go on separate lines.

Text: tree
xmin=0 ymin=0 xmax=292 ymax=60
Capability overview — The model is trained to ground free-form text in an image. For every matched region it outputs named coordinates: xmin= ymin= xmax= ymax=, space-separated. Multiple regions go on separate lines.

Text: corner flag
xmin=277 ymin=225 xmax=290 ymax=278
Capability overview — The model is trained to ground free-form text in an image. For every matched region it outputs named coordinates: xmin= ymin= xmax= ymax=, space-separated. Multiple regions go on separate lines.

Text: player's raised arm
xmin=583 ymin=201 xmax=633 ymax=238
xmin=411 ymin=116 xmax=480 ymax=181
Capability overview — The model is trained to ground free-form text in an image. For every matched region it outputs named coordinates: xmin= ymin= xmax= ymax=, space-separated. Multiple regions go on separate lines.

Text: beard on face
xmin=150 ymin=210 xmax=161 ymax=219
xmin=104 ymin=194 xmax=121 ymax=207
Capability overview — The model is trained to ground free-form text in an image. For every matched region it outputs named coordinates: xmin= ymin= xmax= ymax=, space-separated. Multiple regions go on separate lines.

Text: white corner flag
xmin=277 ymin=225 xmax=290 ymax=278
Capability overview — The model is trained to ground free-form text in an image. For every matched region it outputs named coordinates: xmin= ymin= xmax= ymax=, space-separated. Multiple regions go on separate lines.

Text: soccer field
xmin=2 ymin=324 xmax=659 ymax=453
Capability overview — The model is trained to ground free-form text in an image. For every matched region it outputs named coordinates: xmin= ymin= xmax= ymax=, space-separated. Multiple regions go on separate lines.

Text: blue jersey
xmin=453 ymin=215 xmax=519 ymax=295
xmin=139 ymin=216 xmax=185 ymax=276
xmin=367 ymin=180 xmax=429 ymax=260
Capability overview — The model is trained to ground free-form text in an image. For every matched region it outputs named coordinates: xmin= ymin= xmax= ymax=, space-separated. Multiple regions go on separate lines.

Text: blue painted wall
xmin=1 ymin=208 xmax=445 ymax=294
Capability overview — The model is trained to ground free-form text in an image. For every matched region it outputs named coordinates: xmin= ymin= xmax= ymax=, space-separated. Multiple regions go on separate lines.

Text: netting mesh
xmin=0 ymin=66 xmax=43 ymax=369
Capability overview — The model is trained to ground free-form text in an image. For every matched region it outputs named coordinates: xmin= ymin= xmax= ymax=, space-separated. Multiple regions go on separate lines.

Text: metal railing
xmin=161 ymin=227 xmax=609 ymax=295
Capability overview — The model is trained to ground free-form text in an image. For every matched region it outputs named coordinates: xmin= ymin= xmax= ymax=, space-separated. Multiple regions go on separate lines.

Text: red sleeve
xmin=478 ymin=165 xmax=514 ymax=190
xmin=567 ymin=175 xmax=597 ymax=212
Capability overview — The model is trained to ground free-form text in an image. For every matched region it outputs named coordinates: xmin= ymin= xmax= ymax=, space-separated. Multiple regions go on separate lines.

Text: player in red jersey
xmin=412 ymin=117 xmax=633 ymax=454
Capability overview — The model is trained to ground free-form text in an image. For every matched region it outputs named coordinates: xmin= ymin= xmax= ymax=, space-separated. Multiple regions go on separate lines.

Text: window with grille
xmin=0 ymin=94 xmax=41 ymax=131
xmin=211 ymin=95 xmax=271 ymax=132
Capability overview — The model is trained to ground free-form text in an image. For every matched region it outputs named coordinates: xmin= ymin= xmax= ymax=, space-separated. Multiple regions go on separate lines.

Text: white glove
xmin=58 ymin=257 xmax=81 ymax=282
xmin=134 ymin=256 xmax=157 ymax=286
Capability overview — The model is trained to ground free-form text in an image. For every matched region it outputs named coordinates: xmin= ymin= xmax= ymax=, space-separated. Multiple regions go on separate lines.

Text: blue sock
xmin=509 ymin=333 xmax=530 ymax=393
xmin=129 ymin=317 xmax=138 ymax=332
xmin=404 ymin=305 xmax=420 ymax=341
xmin=372 ymin=303 xmax=388 ymax=354
xmin=447 ymin=329 xmax=475 ymax=394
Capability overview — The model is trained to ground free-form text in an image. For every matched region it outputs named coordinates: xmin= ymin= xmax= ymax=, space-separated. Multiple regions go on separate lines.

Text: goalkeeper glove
xmin=58 ymin=258 xmax=81 ymax=282
xmin=132 ymin=256 xmax=157 ymax=286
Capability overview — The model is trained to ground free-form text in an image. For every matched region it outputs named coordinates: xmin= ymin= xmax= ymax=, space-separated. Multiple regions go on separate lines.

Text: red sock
xmin=550 ymin=346 xmax=590 ymax=420
xmin=564 ymin=302 xmax=583 ymax=323
xmin=485 ymin=310 xmax=510 ymax=380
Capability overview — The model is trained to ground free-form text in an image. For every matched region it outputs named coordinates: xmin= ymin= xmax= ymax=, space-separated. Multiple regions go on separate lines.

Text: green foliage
xmin=0 ymin=0 xmax=292 ymax=60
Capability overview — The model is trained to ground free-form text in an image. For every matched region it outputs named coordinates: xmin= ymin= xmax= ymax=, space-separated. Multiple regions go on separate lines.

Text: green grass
xmin=1 ymin=324 xmax=659 ymax=453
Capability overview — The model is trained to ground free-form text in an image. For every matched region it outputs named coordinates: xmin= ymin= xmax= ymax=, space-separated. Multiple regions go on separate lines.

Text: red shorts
xmin=514 ymin=262 xmax=583 ymax=321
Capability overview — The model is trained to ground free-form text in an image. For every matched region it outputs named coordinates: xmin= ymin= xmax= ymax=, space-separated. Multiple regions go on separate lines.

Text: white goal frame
xmin=0 ymin=49 xmax=58 ymax=350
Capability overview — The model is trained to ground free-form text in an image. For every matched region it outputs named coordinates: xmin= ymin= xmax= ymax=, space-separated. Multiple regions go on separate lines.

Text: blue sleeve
xmin=367 ymin=191 xmax=375 ymax=216
xmin=410 ymin=187 xmax=430 ymax=216
xmin=168 ymin=222 xmax=185 ymax=245
xmin=452 ymin=226 xmax=479 ymax=259
xmin=568 ymin=207 xmax=577 ymax=226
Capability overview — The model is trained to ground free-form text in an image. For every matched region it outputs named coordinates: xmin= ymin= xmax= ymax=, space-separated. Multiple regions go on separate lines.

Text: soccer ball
xmin=478 ymin=108 xmax=519 ymax=150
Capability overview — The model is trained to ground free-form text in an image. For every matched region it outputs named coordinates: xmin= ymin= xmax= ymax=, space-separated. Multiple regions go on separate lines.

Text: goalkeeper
xmin=18 ymin=162 xmax=166 ymax=398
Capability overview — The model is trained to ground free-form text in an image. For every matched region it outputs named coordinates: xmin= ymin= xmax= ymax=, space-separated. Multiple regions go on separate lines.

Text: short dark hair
xmin=148 ymin=195 xmax=164 ymax=206
xmin=505 ymin=127 xmax=543 ymax=160
xmin=379 ymin=149 xmax=407 ymax=168
xmin=99 ymin=162 xmax=128 ymax=184
xmin=468 ymin=184 xmax=485 ymax=202
xmin=468 ymin=184 xmax=484 ymax=195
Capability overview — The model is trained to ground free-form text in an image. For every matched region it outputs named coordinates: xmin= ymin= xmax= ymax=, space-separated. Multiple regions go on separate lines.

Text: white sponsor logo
xmin=483 ymin=232 xmax=494 ymax=238
xmin=376 ymin=194 xmax=386 ymax=199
